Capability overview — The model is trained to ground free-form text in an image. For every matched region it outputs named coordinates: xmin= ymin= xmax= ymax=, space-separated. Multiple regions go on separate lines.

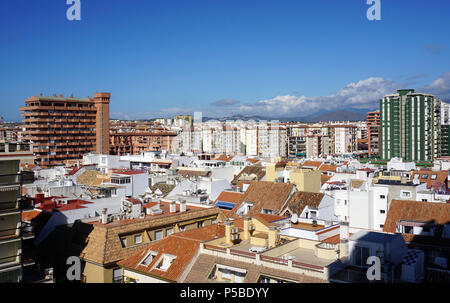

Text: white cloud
xmin=237 ymin=77 xmax=404 ymax=117
xmin=111 ymin=73 xmax=450 ymax=120
xmin=421 ymin=72 xmax=450 ymax=100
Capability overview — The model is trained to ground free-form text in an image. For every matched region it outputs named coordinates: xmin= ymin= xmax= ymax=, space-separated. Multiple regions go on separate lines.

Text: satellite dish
xmin=291 ymin=213 xmax=298 ymax=224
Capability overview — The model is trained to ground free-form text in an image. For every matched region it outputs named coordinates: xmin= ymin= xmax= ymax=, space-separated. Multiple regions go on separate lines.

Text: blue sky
xmin=1 ymin=0 xmax=449 ymax=121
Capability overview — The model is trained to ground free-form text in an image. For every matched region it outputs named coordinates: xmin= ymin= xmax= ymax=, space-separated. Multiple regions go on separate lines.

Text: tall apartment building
xmin=380 ymin=89 xmax=442 ymax=161
xmin=327 ymin=125 xmax=357 ymax=155
xmin=305 ymin=134 xmax=329 ymax=158
xmin=0 ymin=142 xmax=35 ymax=282
xmin=367 ymin=110 xmax=380 ymax=157
xmin=20 ymin=93 xmax=111 ymax=167
xmin=110 ymin=131 xmax=177 ymax=155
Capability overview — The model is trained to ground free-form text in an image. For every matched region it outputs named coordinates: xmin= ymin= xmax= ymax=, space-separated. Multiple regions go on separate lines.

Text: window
xmin=166 ymin=228 xmax=173 ymax=236
xmin=262 ymin=208 xmax=275 ymax=215
xmin=235 ymin=272 xmax=245 ymax=283
xmin=211 ymin=219 xmax=217 ymax=225
xmin=179 ymin=225 xmax=185 ymax=232
xmin=155 ymin=230 xmax=163 ymax=240
xmin=260 ymin=276 xmax=271 ymax=283
xmin=401 ymin=191 xmax=411 ymax=198
xmin=221 ymin=269 xmax=231 ymax=280
xmin=113 ymin=268 xmax=122 ymax=283
xmin=141 ymin=251 xmax=158 ymax=266
xmin=422 ymin=199 xmax=428 ymax=202
xmin=380 ymin=210 xmax=385 ymax=214
xmin=197 ymin=221 xmax=204 ymax=228
xmin=380 ymin=195 xmax=386 ymax=199
xmin=421 ymin=174 xmax=428 ymax=179
xmin=120 ymin=237 xmax=126 ymax=247
xmin=379 ymin=224 xmax=384 ymax=228
xmin=134 ymin=235 xmax=142 ymax=244
xmin=431 ymin=174 xmax=437 ymax=180
xmin=155 ymin=254 xmax=176 ymax=271
xmin=404 ymin=226 xmax=413 ymax=234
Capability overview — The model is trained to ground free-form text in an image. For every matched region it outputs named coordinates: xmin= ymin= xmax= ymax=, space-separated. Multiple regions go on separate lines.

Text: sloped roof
xmin=214 ymin=191 xmax=244 ymax=204
xmin=80 ymin=207 xmax=220 ymax=265
xmin=282 ymin=191 xmax=324 ymax=216
xmin=183 ymin=254 xmax=326 ymax=283
xmin=351 ymin=179 xmax=365 ymax=189
xmin=149 ymin=183 xmax=175 ymax=196
xmin=383 ymin=200 xmax=450 ymax=246
xmin=410 ymin=170 xmax=448 ymax=190
xmin=231 ymin=164 xmax=265 ymax=184
xmin=229 ymin=181 xmax=294 ymax=217
xmin=177 ymin=169 xmax=211 ymax=178
xmin=384 ymin=200 xmax=450 ymax=233
xmin=117 ymin=224 xmax=226 ymax=282
xmin=302 ymin=161 xmax=323 ymax=169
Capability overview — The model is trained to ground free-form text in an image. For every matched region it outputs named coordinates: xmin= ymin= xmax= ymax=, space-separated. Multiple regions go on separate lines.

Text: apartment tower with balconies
xmin=20 ymin=93 xmax=111 ymax=167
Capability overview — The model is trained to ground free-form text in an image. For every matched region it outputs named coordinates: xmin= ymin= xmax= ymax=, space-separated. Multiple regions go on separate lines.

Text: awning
xmin=215 ymin=201 xmax=235 ymax=210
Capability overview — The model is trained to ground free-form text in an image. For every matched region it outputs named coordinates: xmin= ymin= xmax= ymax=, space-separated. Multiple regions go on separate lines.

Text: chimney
xmin=180 ymin=200 xmax=186 ymax=212
xmin=339 ymin=221 xmax=349 ymax=258
xmin=169 ymin=201 xmax=177 ymax=213
xmin=101 ymin=208 xmax=108 ymax=224
xmin=243 ymin=217 xmax=252 ymax=240
xmin=225 ymin=220 xmax=233 ymax=245
xmin=268 ymin=226 xmax=279 ymax=248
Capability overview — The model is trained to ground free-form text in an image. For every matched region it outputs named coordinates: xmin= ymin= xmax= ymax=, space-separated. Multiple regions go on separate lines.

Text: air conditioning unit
xmin=231 ymin=228 xmax=239 ymax=234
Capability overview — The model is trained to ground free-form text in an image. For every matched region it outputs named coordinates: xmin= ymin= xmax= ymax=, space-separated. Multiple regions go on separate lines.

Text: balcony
xmin=0 ymin=223 xmax=34 ymax=243
xmin=0 ymin=171 xmax=35 ymax=187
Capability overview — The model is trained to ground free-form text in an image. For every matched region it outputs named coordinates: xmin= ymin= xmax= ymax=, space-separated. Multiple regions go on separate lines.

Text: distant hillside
xmin=307 ymin=110 xmax=367 ymax=122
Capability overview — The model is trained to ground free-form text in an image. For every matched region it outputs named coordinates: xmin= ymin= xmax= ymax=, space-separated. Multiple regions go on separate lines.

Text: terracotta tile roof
xmin=214 ymin=191 xmax=244 ymax=204
xmin=76 ymin=170 xmax=106 ymax=187
xmin=149 ymin=183 xmax=175 ymax=196
xmin=172 ymin=224 xmax=226 ymax=242
xmin=215 ymin=154 xmax=233 ymax=162
xmin=253 ymin=213 xmax=287 ymax=223
xmin=282 ymin=191 xmax=324 ymax=216
xmin=117 ymin=236 xmax=200 ymax=282
xmin=383 ymin=200 xmax=450 ymax=246
xmin=302 ymin=161 xmax=323 ymax=169
xmin=229 ymin=181 xmax=294 ymax=217
xmin=384 ymin=200 xmax=450 ymax=233
xmin=247 ymin=158 xmax=260 ymax=164
xmin=177 ymin=169 xmax=211 ymax=178
xmin=22 ymin=210 xmax=42 ymax=222
xmin=318 ymin=164 xmax=343 ymax=172
xmin=351 ymin=179 xmax=365 ymax=189
xmin=410 ymin=170 xmax=448 ymax=191
xmin=125 ymin=198 xmax=142 ymax=205
xmin=183 ymin=254 xmax=326 ymax=283
xmin=80 ymin=207 xmax=220 ymax=265
xmin=117 ymin=224 xmax=226 ymax=282
xmin=231 ymin=164 xmax=265 ymax=184
xmin=321 ymin=175 xmax=332 ymax=185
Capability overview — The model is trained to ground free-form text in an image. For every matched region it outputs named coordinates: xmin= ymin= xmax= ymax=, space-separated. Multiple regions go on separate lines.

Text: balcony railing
xmin=0 ymin=223 xmax=34 ymax=241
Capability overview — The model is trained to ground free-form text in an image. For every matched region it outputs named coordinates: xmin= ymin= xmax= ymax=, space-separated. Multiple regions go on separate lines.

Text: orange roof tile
xmin=214 ymin=191 xmax=244 ymax=204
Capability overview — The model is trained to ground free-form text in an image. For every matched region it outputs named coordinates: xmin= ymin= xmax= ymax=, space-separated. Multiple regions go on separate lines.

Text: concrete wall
xmin=123 ymin=269 xmax=169 ymax=283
